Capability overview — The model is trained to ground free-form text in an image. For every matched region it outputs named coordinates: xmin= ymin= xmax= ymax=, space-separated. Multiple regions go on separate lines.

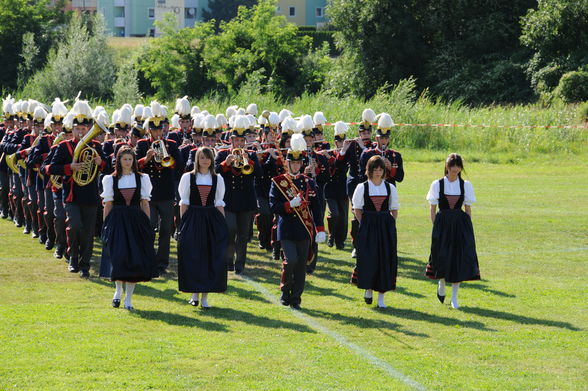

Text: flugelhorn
xmin=231 ymin=148 xmax=254 ymax=175
xmin=152 ymin=138 xmax=175 ymax=168
xmin=72 ymin=120 xmax=109 ymax=186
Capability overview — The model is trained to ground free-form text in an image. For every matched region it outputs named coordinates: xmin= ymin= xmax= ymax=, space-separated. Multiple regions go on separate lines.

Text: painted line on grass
xmin=240 ymin=275 xmax=427 ymax=391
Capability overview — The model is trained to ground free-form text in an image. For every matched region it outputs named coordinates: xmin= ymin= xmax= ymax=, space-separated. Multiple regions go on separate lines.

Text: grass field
xmin=0 ymin=155 xmax=587 ymax=390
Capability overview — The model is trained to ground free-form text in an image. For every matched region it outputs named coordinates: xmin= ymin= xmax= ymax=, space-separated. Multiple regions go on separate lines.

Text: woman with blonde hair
xmin=177 ymin=147 xmax=228 ymax=309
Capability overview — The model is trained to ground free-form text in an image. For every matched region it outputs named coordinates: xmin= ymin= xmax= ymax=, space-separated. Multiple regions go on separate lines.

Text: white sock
xmin=124 ymin=283 xmax=136 ymax=308
xmin=451 ymin=283 xmax=460 ymax=308
xmin=438 ymin=279 xmax=446 ymax=296
xmin=201 ymin=293 xmax=209 ymax=307
xmin=113 ymin=281 xmax=123 ymax=300
xmin=377 ymin=292 xmax=386 ymax=308
xmin=364 ymin=289 xmax=373 ymax=299
xmin=191 ymin=293 xmax=199 ymax=302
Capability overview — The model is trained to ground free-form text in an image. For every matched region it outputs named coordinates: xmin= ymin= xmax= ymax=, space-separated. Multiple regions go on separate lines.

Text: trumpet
xmin=231 ymin=148 xmax=254 ymax=175
xmin=152 ymin=138 xmax=175 ymax=168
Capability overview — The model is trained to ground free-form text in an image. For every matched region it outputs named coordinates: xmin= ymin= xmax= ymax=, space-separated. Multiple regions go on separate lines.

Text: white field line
xmin=240 ymin=275 xmax=427 ymax=391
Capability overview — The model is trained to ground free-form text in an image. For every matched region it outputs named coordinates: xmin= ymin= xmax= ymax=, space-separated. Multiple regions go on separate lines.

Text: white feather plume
xmin=362 ymin=108 xmax=376 ymax=124
xmin=133 ymin=104 xmax=144 ymax=120
xmin=63 ymin=112 xmax=74 ymax=130
xmin=246 ymin=103 xmax=258 ymax=116
xmin=72 ymin=100 xmax=93 ymax=119
xmin=51 ymin=98 xmax=68 ymax=118
xmin=334 ymin=121 xmax=349 ymax=136
xmin=279 ymin=109 xmax=293 ymax=122
xmin=170 ymin=114 xmax=180 ymax=130
xmin=44 ymin=113 xmax=53 ymax=129
xmin=298 ymin=114 xmax=314 ymax=132
xmin=33 ymin=106 xmax=47 ymax=122
xmin=225 ymin=105 xmax=238 ymax=118
xmin=313 ymin=111 xmax=327 ymax=126
xmin=150 ymin=101 xmax=163 ymax=117
xmin=216 ymin=114 xmax=228 ymax=128
xmin=111 ymin=109 xmax=121 ymax=126
xmin=290 ymin=133 xmax=307 ymax=152
xmin=141 ymin=107 xmax=153 ymax=121
xmin=175 ymin=96 xmax=191 ymax=116
xmin=281 ymin=117 xmax=298 ymax=134
xmin=118 ymin=106 xmax=133 ymax=125
xmin=268 ymin=112 xmax=280 ymax=127
xmin=204 ymin=114 xmax=218 ymax=131
xmin=191 ymin=105 xmax=201 ymax=117
xmin=377 ymin=112 xmax=394 ymax=129
xmin=233 ymin=114 xmax=249 ymax=130
xmin=193 ymin=113 xmax=204 ymax=129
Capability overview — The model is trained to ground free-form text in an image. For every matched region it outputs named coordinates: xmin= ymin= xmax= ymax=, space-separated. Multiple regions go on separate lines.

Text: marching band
xmin=0 ymin=95 xmax=479 ymax=310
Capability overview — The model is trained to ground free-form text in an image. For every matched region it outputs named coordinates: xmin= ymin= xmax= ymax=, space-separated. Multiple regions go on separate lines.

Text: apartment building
xmin=276 ymin=0 xmax=328 ymax=27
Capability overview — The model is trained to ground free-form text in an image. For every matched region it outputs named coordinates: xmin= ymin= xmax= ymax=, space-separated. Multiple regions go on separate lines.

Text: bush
xmin=112 ymin=58 xmax=142 ymax=106
xmin=577 ymin=101 xmax=588 ymax=122
xmin=555 ymin=71 xmax=588 ymax=103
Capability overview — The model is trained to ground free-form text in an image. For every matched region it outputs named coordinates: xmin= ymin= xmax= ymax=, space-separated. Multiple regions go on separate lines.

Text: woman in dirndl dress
xmin=177 ymin=147 xmax=228 ymax=309
xmin=100 ymin=146 xmax=156 ymax=310
xmin=426 ymin=153 xmax=480 ymax=309
xmin=351 ymin=155 xmax=400 ymax=308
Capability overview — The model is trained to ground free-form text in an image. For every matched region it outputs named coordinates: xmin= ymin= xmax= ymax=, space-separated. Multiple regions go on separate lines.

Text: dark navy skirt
xmin=99 ymin=205 xmax=157 ymax=282
xmin=177 ymin=205 xmax=229 ymax=293
xmin=354 ymin=210 xmax=398 ymax=292
xmin=426 ymin=209 xmax=480 ymax=283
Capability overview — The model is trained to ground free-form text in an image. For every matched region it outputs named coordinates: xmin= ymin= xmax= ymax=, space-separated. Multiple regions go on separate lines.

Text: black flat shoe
xmin=227 ymin=264 xmax=235 ymax=272
xmin=79 ymin=270 xmax=90 ymax=279
xmin=45 ymin=240 xmax=54 ymax=250
xmin=235 ymin=268 xmax=243 ymax=275
xmin=437 ymin=292 xmax=445 ymax=304
xmin=188 ymin=299 xmax=199 ymax=306
xmin=280 ymin=298 xmax=289 ymax=306
xmin=290 ymin=303 xmax=301 ymax=310
xmin=364 ymin=296 xmax=373 ymax=305
xmin=112 ymin=299 xmax=121 ymax=308
xmin=68 ymin=265 xmax=79 ymax=273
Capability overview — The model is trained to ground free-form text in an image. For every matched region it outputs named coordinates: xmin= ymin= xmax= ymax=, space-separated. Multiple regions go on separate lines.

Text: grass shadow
xmin=460 ymin=306 xmax=582 ymax=331
xmin=376 ymin=307 xmax=494 ymax=331
xmin=199 ymin=307 xmax=316 ymax=333
xmin=131 ymin=309 xmax=228 ymax=331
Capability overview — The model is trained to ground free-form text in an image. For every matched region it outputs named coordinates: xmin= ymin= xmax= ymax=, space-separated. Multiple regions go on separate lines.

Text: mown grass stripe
xmin=240 ymin=275 xmax=427 ymax=391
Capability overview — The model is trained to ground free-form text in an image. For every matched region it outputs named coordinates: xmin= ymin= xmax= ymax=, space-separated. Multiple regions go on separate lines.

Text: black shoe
xmin=54 ymin=249 xmax=63 ymax=259
xmin=39 ymin=234 xmax=47 ymax=245
xmin=32 ymin=231 xmax=39 ymax=239
xmin=437 ymin=292 xmax=445 ymax=304
xmin=364 ymin=296 xmax=373 ymax=305
xmin=1 ymin=212 xmax=8 ymax=219
xmin=15 ymin=221 xmax=23 ymax=228
xmin=280 ymin=295 xmax=290 ymax=306
xmin=235 ymin=268 xmax=243 ymax=275
xmin=112 ymin=299 xmax=121 ymax=308
xmin=23 ymin=227 xmax=31 ymax=235
xmin=227 ymin=264 xmax=235 ymax=272
xmin=157 ymin=268 xmax=167 ymax=277
xmin=290 ymin=303 xmax=301 ymax=310
xmin=272 ymin=247 xmax=280 ymax=261
xmin=188 ymin=299 xmax=199 ymax=307
xmin=45 ymin=240 xmax=54 ymax=250
xmin=68 ymin=265 xmax=79 ymax=273
xmin=336 ymin=244 xmax=345 ymax=250
xmin=327 ymin=236 xmax=334 ymax=247
xmin=79 ymin=270 xmax=90 ymax=279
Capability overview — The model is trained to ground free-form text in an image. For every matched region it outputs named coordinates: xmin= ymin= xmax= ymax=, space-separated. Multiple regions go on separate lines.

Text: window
xmin=114 ymin=6 xmax=125 ymax=17
xmin=148 ymin=8 xmax=154 ymax=18
xmin=149 ymin=28 xmax=155 ymax=37
xmin=185 ymin=7 xmax=197 ymax=19
xmin=316 ymin=7 xmax=323 ymax=17
xmin=289 ymin=6 xmax=295 ymax=17
xmin=158 ymin=0 xmax=165 ymax=4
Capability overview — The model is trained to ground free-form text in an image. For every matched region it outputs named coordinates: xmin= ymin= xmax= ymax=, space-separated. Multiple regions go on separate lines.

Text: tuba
xmin=4 ymin=153 xmax=19 ymax=174
xmin=231 ymin=148 xmax=254 ymax=175
xmin=49 ymin=132 xmax=66 ymax=189
xmin=152 ymin=138 xmax=175 ymax=168
xmin=72 ymin=121 xmax=109 ymax=186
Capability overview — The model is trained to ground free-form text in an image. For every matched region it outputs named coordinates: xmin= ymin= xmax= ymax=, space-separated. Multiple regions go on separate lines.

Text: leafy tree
xmin=202 ymin=0 xmax=325 ymax=97
xmin=202 ymin=0 xmax=257 ymax=29
xmin=17 ymin=32 xmax=40 ymax=90
xmin=0 ymin=0 xmax=68 ymax=91
xmin=22 ymin=13 xmax=116 ymax=102
xmin=135 ymin=13 xmax=216 ymax=100
xmin=521 ymin=0 xmax=588 ymax=94
xmin=113 ymin=58 xmax=142 ymax=106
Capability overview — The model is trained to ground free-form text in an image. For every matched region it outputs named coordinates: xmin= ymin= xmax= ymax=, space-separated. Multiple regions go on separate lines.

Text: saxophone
xmin=72 ymin=121 xmax=109 ymax=186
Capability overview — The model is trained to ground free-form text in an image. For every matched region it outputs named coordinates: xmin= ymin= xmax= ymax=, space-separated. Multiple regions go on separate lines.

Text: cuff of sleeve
xmin=214 ymin=201 xmax=226 ymax=207
xmin=19 ymin=150 xmax=28 ymax=159
xmin=99 ymin=160 xmax=106 ymax=171
xmin=179 ymin=200 xmax=190 ymax=206
xmin=64 ymin=164 xmax=72 ymax=176
xmin=220 ymin=161 xmax=231 ymax=173
xmin=283 ymin=201 xmax=293 ymax=214
xmin=44 ymin=165 xmax=51 ymax=175
xmin=138 ymin=158 xmax=146 ymax=169
xmin=315 ymin=226 xmax=325 ymax=232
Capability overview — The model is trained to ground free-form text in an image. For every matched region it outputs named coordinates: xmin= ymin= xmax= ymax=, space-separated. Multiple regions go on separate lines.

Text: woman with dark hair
xmin=177 ymin=147 xmax=228 ymax=309
xmin=351 ymin=155 xmax=400 ymax=308
xmin=100 ymin=146 xmax=156 ymax=310
xmin=426 ymin=153 xmax=479 ymax=309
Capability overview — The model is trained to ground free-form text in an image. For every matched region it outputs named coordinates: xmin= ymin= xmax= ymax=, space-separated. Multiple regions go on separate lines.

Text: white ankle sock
xmin=124 ymin=283 xmax=136 ymax=308
xmin=364 ymin=289 xmax=373 ymax=299
xmin=114 ymin=281 xmax=123 ymax=300
xmin=201 ymin=293 xmax=209 ymax=307
xmin=377 ymin=292 xmax=386 ymax=308
xmin=438 ymin=279 xmax=446 ymax=296
xmin=191 ymin=293 xmax=199 ymax=302
xmin=451 ymin=283 xmax=460 ymax=308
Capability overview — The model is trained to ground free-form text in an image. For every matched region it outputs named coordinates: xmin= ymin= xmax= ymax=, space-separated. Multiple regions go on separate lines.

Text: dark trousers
xmin=256 ymin=197 xmax=272 ymax=249
xmin=225 ymin=210 xmax=254 ymax=271
xmin=0 ymin=170 xmax=9 ymax=216
xmin=150 ymin=199 xmax=174 ymax=271
xmin=281 ymin=239 xmax=310 ymax=305
xmin=52 ymin=190 xmax=67 ymax=251
xmin=36 ymin=187 xmax=46 ymax=237
xmin=327 ymin=197 xmax=349 ymax=248
xmin=44 ymin=188 xmax=56 ymax=243
xmin=64 ymin=203 xmax=97 ymax=271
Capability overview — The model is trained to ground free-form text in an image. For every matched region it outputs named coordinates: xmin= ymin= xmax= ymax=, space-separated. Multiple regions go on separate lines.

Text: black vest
xmin=113 ymin=173 xmax=142 ymax=206
xmin=362 ymin=181 xmax=390 ymax=212
xmin=189 ymin=173 xmax=218 ymax=207
xmin=437 ymin=178 xmax=464 ymax=210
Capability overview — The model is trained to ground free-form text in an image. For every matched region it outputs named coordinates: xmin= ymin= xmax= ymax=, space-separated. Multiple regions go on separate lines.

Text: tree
xmin=135 ymin=13 xmax=217 ymax=100
xmin=202 ymin=0 xmax=257 ymax=29
xmin=202 ymin=0 xmax=324 ymax=97
xmin=520 ymin=0 xmax=588 ymax=95
xmin=0 ymin=0 xmax=68 ymax=91
xmin=22 ymin=13 xmax=116 ymax=102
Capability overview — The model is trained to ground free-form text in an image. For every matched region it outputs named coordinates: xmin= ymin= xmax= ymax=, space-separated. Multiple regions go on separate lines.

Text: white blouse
xmin=178 ymin=172 xmax=226 ymax=207
xmin=426 ymin=177 xmax=476 ymax=206
xmin=101 ymin=173 xmax=152 ymax=202
xmin=352 ymin=180 xmax=400 ymax=210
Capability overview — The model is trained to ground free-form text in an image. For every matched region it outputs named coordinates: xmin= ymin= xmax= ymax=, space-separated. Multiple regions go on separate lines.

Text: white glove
xmin=315 ymin=231 xmax=327 ymax=243
xmin=289 ymin=196 xmax=301 ymax=208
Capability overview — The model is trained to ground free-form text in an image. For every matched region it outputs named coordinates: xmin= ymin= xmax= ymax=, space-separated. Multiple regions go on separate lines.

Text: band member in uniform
xmin=351 ymin=155 xmax=400 ymax=308
xmin=100 ymin=146 xmax=156 ymax=310
xmin=338 ymin=109 xmax=377 ymax=258
xmin=0 ymin=96 xmax=17 ymax=220
xmin=15 ymin=100 xmax=36 ymax=235
xmin=359 ymin=113 xmax=404 ymax=186
xmin=324 ymin=121 xmax=350 ymax=249
xmin=214 ymin=115 xmax=261 ymax=274
xmin=269 ymin=133 xmax=326 ymax=309
xmin=47 ymin=101 xmax=109 ymax=278
xmin=426 ymin=153 xmax=479 ymax=309
xmin=135 ymin=101 xmax=182 ymax=276
xmin=178 ymin=147 xmax=228 ymax=308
